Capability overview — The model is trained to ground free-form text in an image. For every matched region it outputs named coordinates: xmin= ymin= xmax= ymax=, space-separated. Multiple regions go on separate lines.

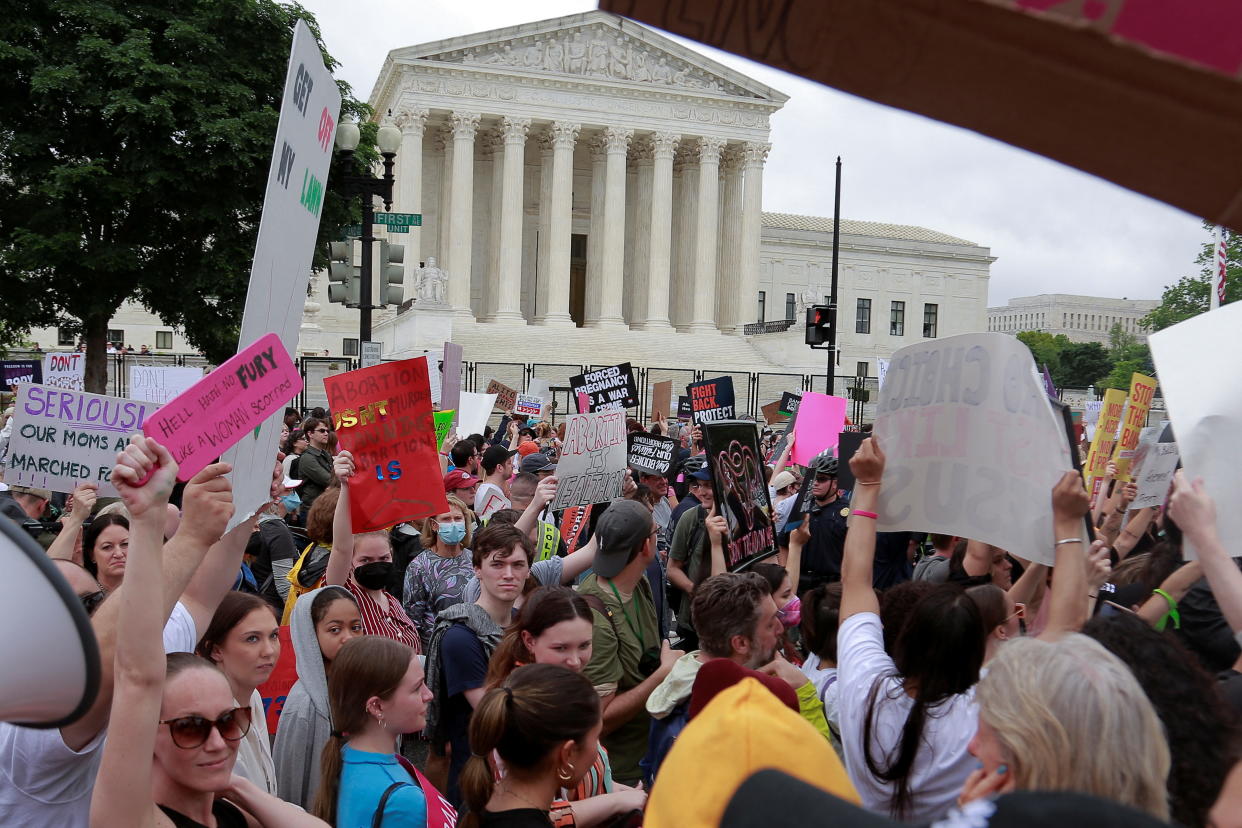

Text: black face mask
xmin=354 ymin=561 xmax=393 ymax=591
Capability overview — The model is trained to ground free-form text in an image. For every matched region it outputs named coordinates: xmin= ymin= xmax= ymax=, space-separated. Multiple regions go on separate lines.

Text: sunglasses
xmin=78 ymin=589 xmax=106 ymax=616
xmin=159 ymin=706 xmax=252 ymax=749
xmin=815 ymin=475 xmax=836 ymax=483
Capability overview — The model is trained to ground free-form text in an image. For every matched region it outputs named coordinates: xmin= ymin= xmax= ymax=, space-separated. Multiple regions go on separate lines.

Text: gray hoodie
xmin=272 ymin=585 xmax=340 ymax=809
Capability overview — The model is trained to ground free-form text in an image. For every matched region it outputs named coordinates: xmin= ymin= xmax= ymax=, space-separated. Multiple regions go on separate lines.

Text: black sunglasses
xmin=78 ymin=589 xmax=107 ymax=616
xmin=159 ymin=706 xmax=252 ymax=749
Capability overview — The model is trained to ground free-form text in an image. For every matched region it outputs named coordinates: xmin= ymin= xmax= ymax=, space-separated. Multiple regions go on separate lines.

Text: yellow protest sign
xmin=1111 ymin=372 xmax=1158 ymax=481
xmin=1084 ymin=388 xmax=1127 ymax=496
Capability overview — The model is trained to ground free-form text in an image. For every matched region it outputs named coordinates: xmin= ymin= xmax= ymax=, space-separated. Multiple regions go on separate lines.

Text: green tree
xmin=0 ymin=1 xmax=369 ymax=391
xmin=1058 ymin=341 xmax=1112 ymax=388
xmin=1142 ymin=221 xmax=1242 ymax=332
xmin=1016 ymin=331 xmax=1069 ymax=379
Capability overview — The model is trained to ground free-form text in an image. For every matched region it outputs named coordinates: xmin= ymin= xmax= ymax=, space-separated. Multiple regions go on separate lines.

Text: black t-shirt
xmin=440 ymin=624 xmax=490 ymax=807
xmin=479 ymin=808 xmax=553 ymax=828
xmin=872 ymin=532 xmax=913 ymax=590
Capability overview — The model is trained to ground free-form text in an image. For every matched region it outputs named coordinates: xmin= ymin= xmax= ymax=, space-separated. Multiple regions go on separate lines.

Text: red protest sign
xmin=324 ymin=357 xmax=448 ymax=532
xmin=257 ymin=625 xmax=296 ymax=734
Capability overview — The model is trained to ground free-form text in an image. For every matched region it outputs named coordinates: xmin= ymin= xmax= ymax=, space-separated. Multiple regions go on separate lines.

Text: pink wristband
xmin=852 ymin=509 xmax=878 ymax=520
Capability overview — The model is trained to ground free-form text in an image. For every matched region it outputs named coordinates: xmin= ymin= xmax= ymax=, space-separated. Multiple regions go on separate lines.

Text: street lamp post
xmin=333 ymin=120 xmax=402 ymax=343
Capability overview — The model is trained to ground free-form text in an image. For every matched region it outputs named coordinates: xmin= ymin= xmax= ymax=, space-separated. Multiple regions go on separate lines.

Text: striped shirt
xmin=346 ymin=577 xmax=422 ymax=653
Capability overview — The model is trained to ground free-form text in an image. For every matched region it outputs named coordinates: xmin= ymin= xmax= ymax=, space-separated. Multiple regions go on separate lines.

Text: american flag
xmin=1212 ymin=225 xmax=1228 ymax=310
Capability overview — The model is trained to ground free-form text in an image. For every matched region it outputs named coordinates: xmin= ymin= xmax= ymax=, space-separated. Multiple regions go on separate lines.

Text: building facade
xmin=987 ymin=294 xmax=1158 ymax=344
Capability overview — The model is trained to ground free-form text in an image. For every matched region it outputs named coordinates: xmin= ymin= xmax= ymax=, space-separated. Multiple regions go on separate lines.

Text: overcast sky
xmin=297 ymin=0 xmax=1207 ymax=306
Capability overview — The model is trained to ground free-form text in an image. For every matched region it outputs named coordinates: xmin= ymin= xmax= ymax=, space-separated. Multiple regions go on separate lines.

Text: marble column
xmin=734 ymin=142 xmax=770 ymax=333
xmin=588 ymin=127 xmax=633 ymax=328
xmin=672 ymin=146 xmax=696 ymax=331
xmin=447 ymin=111 xmax=480 ymax=318
xmin=584 ymin=137 xmax=607 ymax=325
xmin=627 ymin=138 xmax=654 ymax=327
xmin=482 ymin=130 xmax=504 ymax=319
xmin=394 ymin=107 xmax=428 ymax=286
xmin=687 ymin=136 xmax=725 ymax=333
xmin=534 ymin=135 xmax=555 ymax=321
xmin=716 ymin=146 xmax=745 ymax=332
xmin=636 ymin=132 xmax=678 ymax=330
xmin=492 ymin=116 xmax=530 ymax=322
xmin=535 ymin=121 xmax=579 ymax=326
xmin=435 ymin=126 xmax=453 ymax=271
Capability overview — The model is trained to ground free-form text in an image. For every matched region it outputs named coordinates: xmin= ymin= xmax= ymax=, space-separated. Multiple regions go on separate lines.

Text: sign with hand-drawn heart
xmin=702 ymin=420 xmax=776 ymax=572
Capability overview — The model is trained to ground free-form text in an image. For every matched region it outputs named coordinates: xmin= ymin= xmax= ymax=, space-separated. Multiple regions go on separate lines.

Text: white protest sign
xmin=457 ymin=392 xmax=496 ymax=439
xmin=1131 ymin=442 xmax=1179 ymax=510
xmin=441 ymin=342 xmax=464 ymax=417
xmin=873 ymin=333 xmax=1072 ymax=566
xmin=1149 ymin=300 xmax=1242 ymax=557
xmin=549 ymin=410 xmax=628 ymax=511
xmin=876 ymin=358 xmax=890 ymax=390
xmin=526 ymin=378 xmax=552 ymax=401
xmin=417 ymin=350 xmax=443 ymax=407
xmin=127 ymin=366 xmax=203 ymax=405
xmin=42 ymin=353 xmax=84 ymax=391
xmin=1083 ymin=400 xmax=1102 ymax=441
xmin=514 ymin=394 xmax=543 ymax=418
xmin=6 ymin=385 xmax=160 ymax=496
xmin=219 ymin=20 xmax=341 ymax=529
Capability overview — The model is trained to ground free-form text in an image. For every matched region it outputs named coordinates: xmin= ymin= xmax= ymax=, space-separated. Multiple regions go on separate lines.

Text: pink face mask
xmin=777 ymin=595 xmax=801 ymax=628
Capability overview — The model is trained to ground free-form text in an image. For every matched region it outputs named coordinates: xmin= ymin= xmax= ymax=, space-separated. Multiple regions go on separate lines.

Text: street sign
xmin=373 ymin=212 xmax=421 ymax=227
xmin=360 ymin=341 xmax=382 ymax=368
xmin=341 ymin=224 xmax=362 ymax=238
xmin=388 ymin=225 xmax=409 ymax=233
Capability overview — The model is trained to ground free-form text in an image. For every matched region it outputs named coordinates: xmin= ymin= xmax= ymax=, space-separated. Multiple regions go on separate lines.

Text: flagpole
xmin=1212 ymin=225 xmax=1227 ymax=310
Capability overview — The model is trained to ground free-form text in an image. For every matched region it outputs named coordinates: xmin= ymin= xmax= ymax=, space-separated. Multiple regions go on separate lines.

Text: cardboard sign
xmin=434 ymin=410 xmax=455 ymax=450
xmin=789 ymin=392 xmax=849 ymax=467
xmin=441 ymin=342 xmax=463 ymax=417
xmin=514 ymin=393 xmax=544 ymax=418
xmin=1084 ymin=388 xmax=1127 ymax=496
xmin=486 ymin=379 xmax=518 ymax=413
xmin=702 ymin=421 xmax=776 ymax=571
xmin=1110 ymin=372 xmax=1158 ymax=481
xmin=219 ymin=20 xmax=342 ymax=529
xmin=628 ymin=433 xmax=678 ymax=476
xmin=677 ymin=395 xmax=693 ymax=420
xmin=687 ymin=376 xmax=736 ymax=424
xmin=1131 ymin=439 xmax=1179 ymax=511
xmin=2 ymin=360 xmax=42 ymax=388
xmin=457 ymin=392 xmax=496 ymax=438
xmin=128 ymin=366 xmax=203 ymax=405
xmin=6 ymin=385 xmax=160 ymax=495
xmin=42 ymin=353 xmax=84 ymax=391
xmin=760 ymin=401 xmax=788 ymax=425
xmin=778 ymin=391 xmax=802 ymax=416
xmin=873 ymin=333 xmax=1072 ymax=567
xmin=144 ymin=333 xmax=302 ymax=482
xmin=548 ymin=411 xmax=628 ymax=512
xmin=570 ymin=363 xmax=639 ymax=412
xmin=324 ymin=357 xmax=449 ymax=532
xmin=652 ymin=380 xmax=673 ymax=421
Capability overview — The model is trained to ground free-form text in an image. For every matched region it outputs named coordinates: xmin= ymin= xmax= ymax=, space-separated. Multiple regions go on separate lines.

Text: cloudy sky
xmin=297 ymin=0 xmax=1207 ymax=306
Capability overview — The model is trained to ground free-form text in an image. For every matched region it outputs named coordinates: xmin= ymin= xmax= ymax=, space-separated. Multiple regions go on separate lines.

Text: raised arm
xmin=1039 ymin=472 xmax=1092 ymax=641
xmin=1169 ymin=472 xmax=1242 ymax=634
xmin=785 ymin=519 xmax=809 ymax=598
xmin=704 ymin=504 xmax=727 ymax=577
xmin=840 ymin=438 xmax=882 ymax=621
xmin=516 ymin=475 xmax=557 ymax=540
xmin=770 ymin=431 xmax=794 ymax=478
xmin=47 ymin=482 xmax=97 ymax=563
xmin=1098 ymin=481 xmax=1137 ymax=546
xmin=325 ymin=450 xmax=355 ymax=587
xmin=1113 ymin=506 xmax=1156 ymax=561
xmin=559 ymin=534 xmax=598 ymax=583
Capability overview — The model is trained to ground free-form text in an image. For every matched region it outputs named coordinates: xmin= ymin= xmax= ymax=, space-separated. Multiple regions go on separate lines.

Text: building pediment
xmin=381 ymin=10 xmax=787 ymax=104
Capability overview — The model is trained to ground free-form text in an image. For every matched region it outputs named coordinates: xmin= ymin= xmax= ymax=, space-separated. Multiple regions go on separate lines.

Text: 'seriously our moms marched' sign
xmin=549 ymin=411 xmax=628 ymax=512
xmin=7 ymin=385 xmax=160 ymax=496
xmin=873 ymin=333 xmax=1072 ymax=567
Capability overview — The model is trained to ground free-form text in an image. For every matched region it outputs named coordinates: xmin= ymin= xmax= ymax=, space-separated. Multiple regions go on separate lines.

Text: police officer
xmin=790 ymin=450 xmax=851 ymax=593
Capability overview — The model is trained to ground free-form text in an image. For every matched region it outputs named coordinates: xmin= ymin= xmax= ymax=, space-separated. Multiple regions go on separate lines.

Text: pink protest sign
xmin=143 ymin=333 xmax=302 ymax=481
xmin=790 ymin=392 xmax=849 ymax=467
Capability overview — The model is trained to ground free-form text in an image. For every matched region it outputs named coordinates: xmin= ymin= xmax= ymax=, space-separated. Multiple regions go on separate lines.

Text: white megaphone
xmin=0 ymin=515 xmax=100 ymax=727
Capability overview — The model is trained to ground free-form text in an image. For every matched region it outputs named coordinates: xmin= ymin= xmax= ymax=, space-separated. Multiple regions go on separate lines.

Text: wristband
xmin=855 ymin=481 xmax=881 ymax=486
xmin=853 ymin=509 xmax=878 ymax=520
xmin=1055 ymin=537 xmax=1084 ymax=546
xmin=1153 ymin=588 xmax=1180 ymax=632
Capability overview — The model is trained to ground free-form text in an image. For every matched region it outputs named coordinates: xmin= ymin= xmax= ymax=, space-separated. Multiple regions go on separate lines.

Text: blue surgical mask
xmin=280 ymin=492 xmax=301 ymax=512
xmin=437 ymin=522 xmax=467 ymax=545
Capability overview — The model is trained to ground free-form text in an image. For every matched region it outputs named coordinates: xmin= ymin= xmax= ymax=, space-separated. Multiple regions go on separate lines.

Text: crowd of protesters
xmin=1 ymin=397 xmax=1241 ymax=828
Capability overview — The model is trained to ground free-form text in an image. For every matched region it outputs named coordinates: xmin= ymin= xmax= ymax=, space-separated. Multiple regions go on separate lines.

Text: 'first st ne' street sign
xmin=373 ymin=212 xmax=421 ymax=227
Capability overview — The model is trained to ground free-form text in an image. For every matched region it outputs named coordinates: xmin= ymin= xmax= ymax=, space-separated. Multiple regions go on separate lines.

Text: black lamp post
xmin=333 ymin=120 xmax=402 ymax=343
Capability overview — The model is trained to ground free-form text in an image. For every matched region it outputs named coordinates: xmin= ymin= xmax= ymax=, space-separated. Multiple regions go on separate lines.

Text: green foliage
xmin=1057 ymin=341 xmax=1112 ymax=388
xmin=1013 ymin=329 xmax=1151 ymax=392
xmin=1016 ymin=331 xmax=1070 ymax=379
xmin=1142 ymin=221 xmax=1242 ymax=332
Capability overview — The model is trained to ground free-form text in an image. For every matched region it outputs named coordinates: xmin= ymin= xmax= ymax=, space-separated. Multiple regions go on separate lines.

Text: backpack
xmin=640 ymin=696 xmax=691 ymax=788
xmin=280 ymin=541 xmax=331 ymax=626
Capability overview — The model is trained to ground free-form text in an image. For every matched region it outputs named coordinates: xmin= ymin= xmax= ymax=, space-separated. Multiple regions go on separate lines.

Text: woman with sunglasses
xmin=90 ymin=435 xmax=324 ymax=828
xmin=966 ymin=584 xmax=1024 ymax=663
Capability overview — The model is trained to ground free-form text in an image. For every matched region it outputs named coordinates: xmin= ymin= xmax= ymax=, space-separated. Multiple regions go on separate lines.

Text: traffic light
xmin=805 ymin=304 xmax=835 ymax=347
xmin=379 ymin=241 xmax=405 ymax=307
xmin=327 ymin=241 xmax=360 ymax=307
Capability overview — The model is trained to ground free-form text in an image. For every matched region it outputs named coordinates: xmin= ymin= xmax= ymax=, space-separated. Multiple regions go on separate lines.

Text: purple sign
xmin=2 ymin=361 xmax=42 ymax=388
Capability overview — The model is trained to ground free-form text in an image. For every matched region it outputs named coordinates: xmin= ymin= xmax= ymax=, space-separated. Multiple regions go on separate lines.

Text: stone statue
xmin=415 ymin=258 xmax=449 ymax=306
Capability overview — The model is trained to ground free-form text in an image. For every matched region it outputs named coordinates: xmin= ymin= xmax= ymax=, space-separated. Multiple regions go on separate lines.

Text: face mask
xmin=354 ymin=560 xmax=393 ymax=590
xmin=280 ymin=492 xmax=301 ymax=512
xmin=437 ymin=521 xmax=467 ymax=545
xmin=777 ymin=595 xmax=801 ymax=628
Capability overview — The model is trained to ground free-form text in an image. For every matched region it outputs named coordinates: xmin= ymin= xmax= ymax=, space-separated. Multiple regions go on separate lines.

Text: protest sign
xmin=687 ymin=376 xmax=736 ymax=424
xmin=486 ymin=379 xmax=518 ymax=413
xmin=128 ymin=366 xmax=203 ymax=405
xmin=760 ymin=401 xmax=787 ymax=425
xmin=1130 ymin=436 xmax=1179 ymax=511
xmin=652 ymin=380 xmax=672 ymax=420
xmin=1084 ymin=388 xmax=1127 ymax=496
xmin=767 ymin=407 xmax=798 ymax=463
xmin=324 ymin=357 xmax=448 ymax=532
xmin=834 ymin=431 xmax=866 ymax=492
xmin=220 ymin=20 xmax=342 ymax=529
xmin=676 ymin=396 xmax=692 ymax=420
xmin=789 ymin=392 xmax=849 ymax=466
xmin=434 ymin=410 xmax=455 ymax=450
xmin=2 ymin=361 xmax=41 ymax=388
xmin=873 ymin=333 xmax=1072 ymax=567
xmin=548 ymin=411 xmax=628 ymax=512
xmin=526 ymin=377 xmax=552 ymax=402
xmin=257 ymin=626 xmax=296 ymax=733
xmin=441 ymin=342 xmax=463 ymax=416
xmin=144 ymin=333 xmax=302 ymax=482
xmin=457 ymin=392 xmax=496 ymax=438
xmin=6 ymin=385 xmax=160 ymax=495
xmin=877 ymin=358 xmax=891 ymax=390
xmin=1110 ymin=372 xmax=1158 ymax=480
xmin=778 ymin=391 xmax=802 ymax=416
xmin=570 ymin=363 xmax=639 ymax=412
xmin=417 ymin=350 xmax=443 ymax=407
xmin=42 ymin=353 xmax=84 ymax=391
xmin=702 ymin=421 xmax=776 ymax=571
xmin=1083 ymin=400 xmax=1102 ymax=440
xmin=514 ymin=393 xmax=544 ymax=418
xmin=627 ymin=433 xmax=678 ymax=476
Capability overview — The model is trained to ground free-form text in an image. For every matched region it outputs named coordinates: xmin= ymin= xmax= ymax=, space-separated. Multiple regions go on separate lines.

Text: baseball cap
xmin=481 ymin=444 xmax=517 ymax=473
xmin=771 ymin=471 xmax=796 ymax=491
xmin=592 ymin=498 xmax=654 ymax=578
xmin=520 ymin=453 xmax=557 ymax=474
xmin=689 ymin=467 xmax=712 ymax=482
xmin=444 ymin=468 xmax=480 ymax=493
xmin=10 ymin=486 xmax=52 ymax=501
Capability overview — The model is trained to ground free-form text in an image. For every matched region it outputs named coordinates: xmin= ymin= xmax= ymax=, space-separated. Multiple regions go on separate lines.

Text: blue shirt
xmin=336 ymin=744 xmax=427 ymax=828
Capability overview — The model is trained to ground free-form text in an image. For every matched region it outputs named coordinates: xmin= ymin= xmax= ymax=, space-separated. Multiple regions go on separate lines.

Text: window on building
xmin=856 ymin=298 xmax=872 ymax=334
xmin=923 ymin=303 xmax=939 ymax=338
xmin=342 ymin=338 xmax=359 ymax=356
xmin=785 ymin=293 xmax=796 ymax=321
xmin=856 ymin=361 xmax=869 ymax=378
xmin=155 ymin=331 xmax=173 ymax=350
xmin=106 ymin=329 xmax=125 ymax=345
xmin=57 ymin=328 xmax=75 ymax=346
xmin=757 ymin=291 xmax=766 ymax=323
xmin=890 ymin=301 xmax=905 ymax=336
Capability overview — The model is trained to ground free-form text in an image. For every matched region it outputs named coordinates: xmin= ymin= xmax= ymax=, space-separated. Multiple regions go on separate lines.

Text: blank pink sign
xmin=790 ymin=392 xmax=849 ymax=467
xmin=143 ymin=333 xmax=302 ymax=481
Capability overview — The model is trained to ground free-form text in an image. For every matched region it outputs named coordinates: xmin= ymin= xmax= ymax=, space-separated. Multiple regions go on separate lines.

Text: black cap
xmin=481 ymin=444 xmax=517 ymax=473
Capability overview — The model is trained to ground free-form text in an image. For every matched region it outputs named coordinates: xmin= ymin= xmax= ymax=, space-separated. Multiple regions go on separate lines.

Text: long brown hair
xmin=459 ymin=664 xmax=600 ymax=828
xmin=195 ymin=592 xmax=278 ymax=662
xmin=485 ymin=587 xmax=593 ymax=688
xmin=312 ymin=635 xmax=413 ymax=822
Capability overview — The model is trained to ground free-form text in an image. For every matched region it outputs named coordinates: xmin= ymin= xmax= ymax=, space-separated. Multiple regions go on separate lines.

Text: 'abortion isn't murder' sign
xmin=549 ymin=411 xmax=628 ymax=511
xmin=872 ymin=333 xmax=1071 ymax=567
